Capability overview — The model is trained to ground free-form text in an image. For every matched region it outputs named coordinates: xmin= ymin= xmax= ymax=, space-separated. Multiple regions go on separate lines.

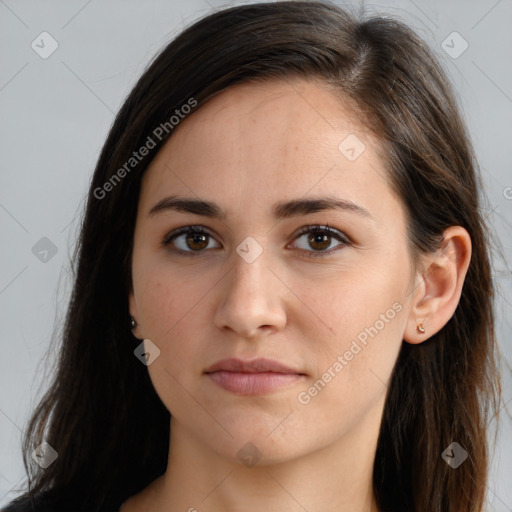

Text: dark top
xmin=1 ymin=494 xmax=120 ymax=512
xmin=2 ymin=494 xmax=50 ymax=512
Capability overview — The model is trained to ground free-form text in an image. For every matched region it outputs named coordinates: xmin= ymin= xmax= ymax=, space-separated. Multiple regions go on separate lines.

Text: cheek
xmin=295 ymin=302 xmax=404 ymax=437
xmin=295 ymin=257 xmax=408 ymax=408
xmin=303 ymin=255 xmax=407 ymax=343
xmin=135 ymin=274 xmax=203 ymax=415
xmin=134 ymin=255 xmax=196 ymax=336
xmin=133 ymin=263 xmax=210 ymax=372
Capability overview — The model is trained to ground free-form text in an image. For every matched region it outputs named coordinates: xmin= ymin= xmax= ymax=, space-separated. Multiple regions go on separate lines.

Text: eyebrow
xmin=148 ymin=195 xmax=372 ymax=220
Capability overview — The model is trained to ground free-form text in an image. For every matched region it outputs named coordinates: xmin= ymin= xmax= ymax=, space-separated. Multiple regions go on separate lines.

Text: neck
xmin=149 ymin=400 xmax=383 ymax=512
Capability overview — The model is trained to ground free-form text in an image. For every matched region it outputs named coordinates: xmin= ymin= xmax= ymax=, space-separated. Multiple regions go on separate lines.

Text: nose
xmin=213 ymin=247 xmax=287 ymax=340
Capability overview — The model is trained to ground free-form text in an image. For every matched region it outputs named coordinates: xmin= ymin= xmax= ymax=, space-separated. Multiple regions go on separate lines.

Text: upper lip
xmin=204 ymin=357 xmax=304 ymax=374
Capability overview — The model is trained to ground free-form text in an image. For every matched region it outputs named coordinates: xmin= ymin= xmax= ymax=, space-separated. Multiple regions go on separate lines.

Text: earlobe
xmin=403 ymin=226 xmax=472 ymax=345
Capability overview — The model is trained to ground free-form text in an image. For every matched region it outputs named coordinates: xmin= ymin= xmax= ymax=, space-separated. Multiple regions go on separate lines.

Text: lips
xmin=204 ymin=357 xmax=303 ymax=374
xmin=204 ymin=358 xmax=306 ymax=396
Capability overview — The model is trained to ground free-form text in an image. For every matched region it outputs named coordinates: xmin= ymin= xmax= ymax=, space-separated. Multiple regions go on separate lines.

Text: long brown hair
xmin=6 ymin=2 xmax=501 ymax=511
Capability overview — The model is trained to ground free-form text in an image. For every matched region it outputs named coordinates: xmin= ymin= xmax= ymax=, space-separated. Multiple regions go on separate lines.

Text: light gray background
xmin=1 ymin=0 xmax=511 ymax=509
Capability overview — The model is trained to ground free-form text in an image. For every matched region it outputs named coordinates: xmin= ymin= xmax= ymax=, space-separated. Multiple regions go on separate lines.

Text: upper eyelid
xmin=294 ymin=224 xmax=350 ymax=240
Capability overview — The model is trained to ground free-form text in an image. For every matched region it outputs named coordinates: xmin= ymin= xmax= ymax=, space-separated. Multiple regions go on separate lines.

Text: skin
xmin=123 ymin=78 xmax=472 ymax=512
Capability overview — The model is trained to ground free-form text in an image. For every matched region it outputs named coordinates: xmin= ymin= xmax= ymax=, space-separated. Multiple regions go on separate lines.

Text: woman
xmin=2 ymin=1 xmax=502 ymax=511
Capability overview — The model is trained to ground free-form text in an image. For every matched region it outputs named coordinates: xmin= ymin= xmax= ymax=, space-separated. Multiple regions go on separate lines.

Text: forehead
xmin=139 ymin=78 xmax=398 ymax=223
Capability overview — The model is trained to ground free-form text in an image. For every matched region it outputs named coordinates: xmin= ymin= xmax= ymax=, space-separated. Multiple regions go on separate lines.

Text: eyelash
xmin=162 ymin=224 xmax=351 ymax=259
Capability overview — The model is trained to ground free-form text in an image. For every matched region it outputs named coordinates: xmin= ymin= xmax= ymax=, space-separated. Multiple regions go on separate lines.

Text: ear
xmin=403 ymin=226 xmax=472 ymax=344
xmin=128 ymin=289 xmax=141 ymax=339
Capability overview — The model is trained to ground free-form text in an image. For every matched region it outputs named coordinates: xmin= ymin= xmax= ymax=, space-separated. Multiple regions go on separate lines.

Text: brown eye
xmin=291 ymin=225 xmax=350 ymax=258
xmin=307 ymin=232 xmax=332 ymax=251
xmin=163 ymin=226 xmax=220 ymax=255
xmin=185 ymin=232 xmax=209 ymax=251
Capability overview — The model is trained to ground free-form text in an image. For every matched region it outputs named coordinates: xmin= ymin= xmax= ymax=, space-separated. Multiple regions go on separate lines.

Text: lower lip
xmin=206 ymin=371 xmax=304 ymax=395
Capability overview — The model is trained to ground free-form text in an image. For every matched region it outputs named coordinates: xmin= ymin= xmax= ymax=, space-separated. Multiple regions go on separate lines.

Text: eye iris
xmin=186 ymin=232 xmax=208 ymax=250
xmin=308 ymin=232 xmax=330 ymax=251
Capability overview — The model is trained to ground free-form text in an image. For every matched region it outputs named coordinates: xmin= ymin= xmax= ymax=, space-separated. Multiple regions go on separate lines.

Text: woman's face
xmin=129 ymin=78 xmax=417 ymax=465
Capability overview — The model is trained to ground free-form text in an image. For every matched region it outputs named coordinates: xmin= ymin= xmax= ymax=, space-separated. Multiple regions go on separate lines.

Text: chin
xmin=197 ymin=420 xmax=319 ymax=468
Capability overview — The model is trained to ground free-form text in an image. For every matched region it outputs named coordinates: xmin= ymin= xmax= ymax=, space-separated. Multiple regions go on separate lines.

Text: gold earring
xmin=416 ymin=322 xmax=425 ymax=334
